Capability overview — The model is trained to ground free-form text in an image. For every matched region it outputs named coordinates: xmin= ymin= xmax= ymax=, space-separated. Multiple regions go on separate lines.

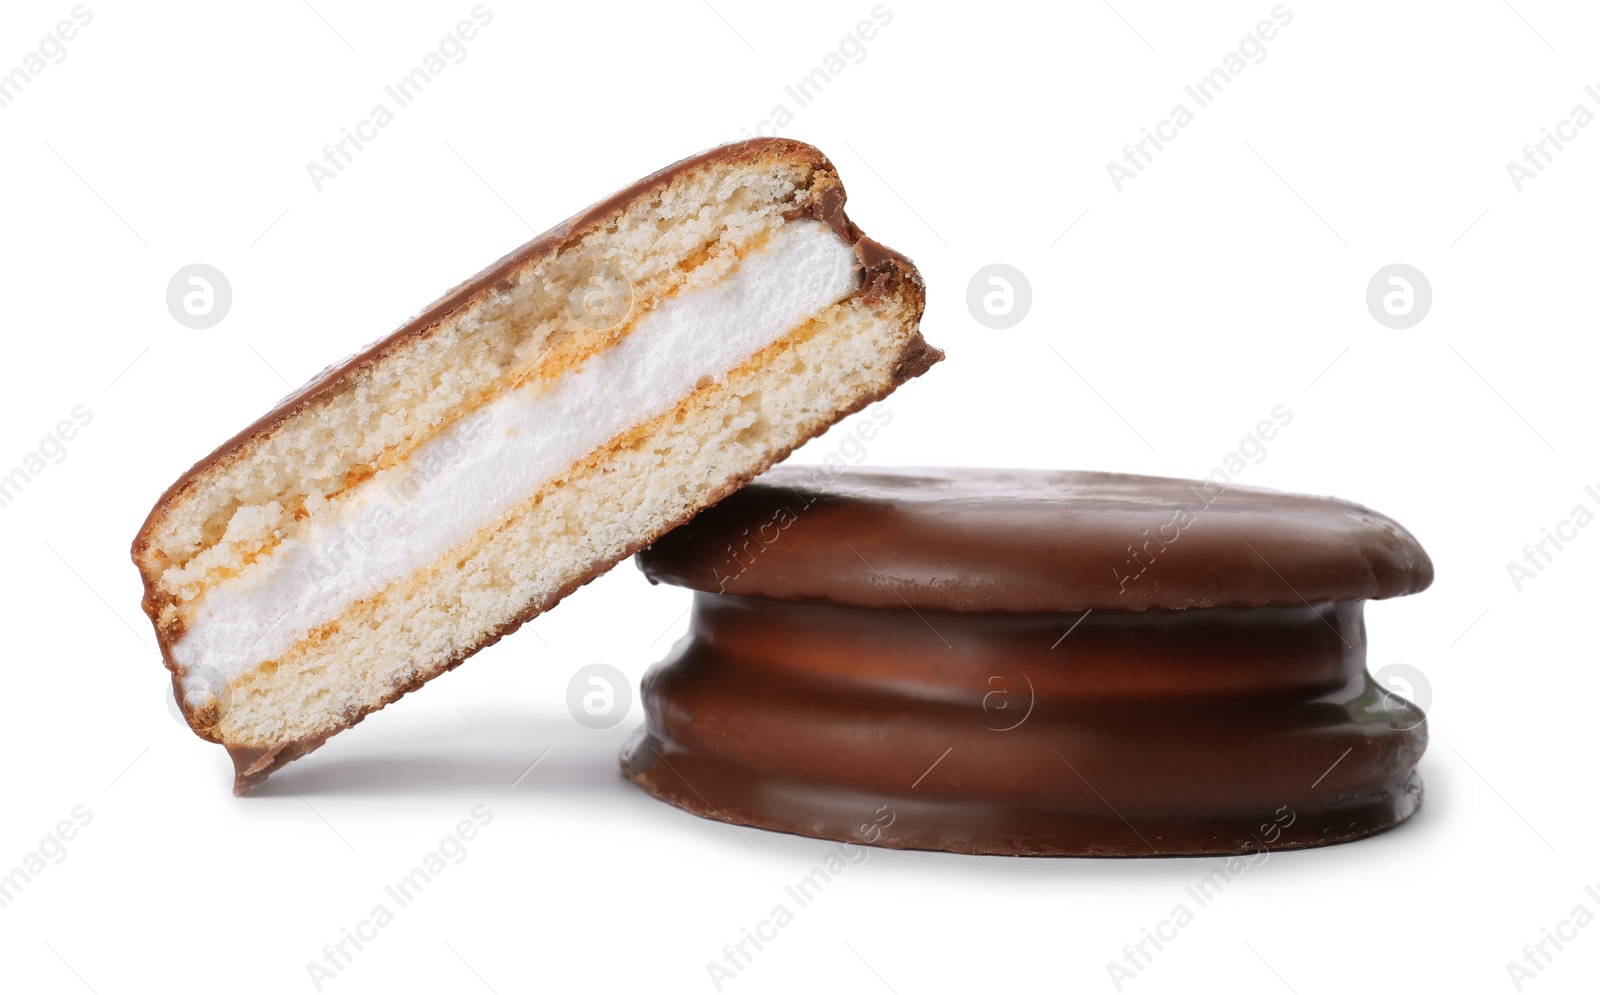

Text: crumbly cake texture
xmin=130 ymin=138 xmax=939 ymax=793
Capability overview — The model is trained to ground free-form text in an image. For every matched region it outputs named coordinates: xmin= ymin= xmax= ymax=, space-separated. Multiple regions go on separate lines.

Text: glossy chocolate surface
xmin=638 ymin=467 xmax=1434 ymax=612
xmin=622 ymin=594 xmax=1426 ymax=856
xmin=627 ymin=469 xmax=1432 ymax=855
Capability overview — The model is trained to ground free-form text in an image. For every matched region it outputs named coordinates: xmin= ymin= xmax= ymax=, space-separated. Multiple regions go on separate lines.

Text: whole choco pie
xmin=624 ymin=466 xmax=1433 ymax=857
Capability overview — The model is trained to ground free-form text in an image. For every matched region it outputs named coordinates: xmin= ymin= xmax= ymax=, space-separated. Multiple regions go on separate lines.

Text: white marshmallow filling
xmin=172 ymin=219 xmax=860 ymax=687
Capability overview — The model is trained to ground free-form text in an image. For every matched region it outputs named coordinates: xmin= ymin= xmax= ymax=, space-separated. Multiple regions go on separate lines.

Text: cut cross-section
xmin=131 ymin=138 xmax=940 ymax=792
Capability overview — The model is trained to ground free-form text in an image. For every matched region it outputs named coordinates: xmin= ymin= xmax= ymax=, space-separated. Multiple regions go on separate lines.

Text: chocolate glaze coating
xmin=638 ymin=467 xmax=1433 ymax=612
xmin=624 ymin=469 xmax=1431 ymax=856
xmin=622 ymin=595 xmax=1426 ymax=856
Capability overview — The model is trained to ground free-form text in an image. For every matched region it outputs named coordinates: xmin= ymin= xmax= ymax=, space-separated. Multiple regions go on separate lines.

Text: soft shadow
xmin=606 ymin=760 xmax=1447 ymax=886
xmin=251 ymin=718 xmax=1443 ymax=885
xmin=251 ymin=712 xmax=634 ymax=798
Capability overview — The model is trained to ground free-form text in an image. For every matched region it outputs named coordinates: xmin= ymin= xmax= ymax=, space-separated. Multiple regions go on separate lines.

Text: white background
xmin=1 ymin=1 xmax=1597 ymax=992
